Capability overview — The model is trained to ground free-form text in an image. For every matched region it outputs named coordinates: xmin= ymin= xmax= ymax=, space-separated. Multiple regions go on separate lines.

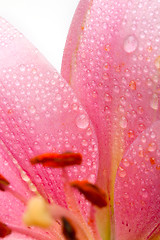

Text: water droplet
xmin=122 ymin=158 xmax=130 ymax=167
xmin=19 ymin=64 xmax=26 ymax=72
xmin=118 ymin=167 xmax=126 ymax=178
xmin=119 ymin=116 xmax=128 ymax=128
xmin=150 ymin=93 xmax=158 ymax=110
xmin=104 ymin=93 xmax=112 ymax=102
xmin=129 ymin=80 xmax=136 ymax=90
xmin=141 ymin=188 xmax=148 ymax=199
xmin=29 ymin=105 xmax=36 ymax=114
xmin=141 ymin=135 xmax=146 ymax=143
xmin=82 ymin=139 xmax=88 ymax=146
xmin=137 ymin=106 xmax=144 ymax=114
xmin=148 ymin=142 xmax=156 ymax=152
xmin=123 ymin=35 xmax=138 ymax=53
xmin=63 ymin=101 xmax=69 ymax=109
xmin=76 ymin=114 xmax=89 ymax=129
xmin=105 ymin=44 xmax=111 ymax=51
xmin=128 ymin=130 xmax=134 ymax=138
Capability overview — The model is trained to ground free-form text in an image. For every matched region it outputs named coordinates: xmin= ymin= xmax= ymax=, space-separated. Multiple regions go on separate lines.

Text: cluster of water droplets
xmin=0 ymin=17 xmax=100 ymax=219
xmin=68 ymin=0 xmax=160 ymax=189
xmin=115 ymin=122 xmax=160 ymax=238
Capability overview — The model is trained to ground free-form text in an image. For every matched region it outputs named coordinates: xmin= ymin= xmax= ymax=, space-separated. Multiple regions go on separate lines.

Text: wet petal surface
xmin=0 ymin=17 xmax=98 ymax=214
xmin=62 ymin=0 xmax=160 ymax=193
xmin=115 ymin=121 xmax=160 ymax=240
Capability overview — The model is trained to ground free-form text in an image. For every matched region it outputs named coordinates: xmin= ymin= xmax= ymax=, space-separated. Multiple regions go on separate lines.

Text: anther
xmin=71 ymin=181 xmax=107 ymax=208
xmin=0 ymin=174 xmax=9 ymax=191
xmin=62 ymin=217 xmax=77 ymax=240
xmin=0 ymin=221 xmax=11 ymax=238
xmin=0 ymin=174 xmax=26 ymax=204
xmin=30 ymin=152 xmax=82 ymax=168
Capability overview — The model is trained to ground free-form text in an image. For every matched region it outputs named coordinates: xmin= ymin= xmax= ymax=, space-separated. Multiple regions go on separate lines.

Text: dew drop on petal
xmin=122 ymin=158 xmax=130 ymax=167
xmin=150 ymin=93 xmax=158 ymax=110
xmin=19 ymin=64 xmax=26 ymax=72
xmin=123 ymin=35 xmax=138 ymax=53
xmin=29 ymin=105 xmax=36 ymax=114
xmin=148 ymin=142 xmax=157 ymax=152
xmin=119 ymin=116 xmax=128 ymax=128
xmin=141 ymin=188 xmax=149 ymax=199
xmin=76 ymin=114 xmax=89 ymax=129
xmin=118 ymin=167 xmax=126 ymax=178
xmin=104 ymin=93 xmax=112 ymax=102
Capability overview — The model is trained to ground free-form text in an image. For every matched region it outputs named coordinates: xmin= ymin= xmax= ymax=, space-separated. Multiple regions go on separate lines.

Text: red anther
xmin=62 ymin=217 xmax=77 ymax=240
xmin=71 ymin=180 xmax=107 ymax=208
xmin=0 ymin=222 xmax=11 ymax=238
xmin=0 ymin=174 xmax=9 ymax=191
xmin=30 ymin=152 xmax=82 ymax=168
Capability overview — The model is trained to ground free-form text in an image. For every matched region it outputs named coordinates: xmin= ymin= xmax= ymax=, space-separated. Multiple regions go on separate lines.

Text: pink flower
xmin=0 ymin=0 xmax=160 ymax=240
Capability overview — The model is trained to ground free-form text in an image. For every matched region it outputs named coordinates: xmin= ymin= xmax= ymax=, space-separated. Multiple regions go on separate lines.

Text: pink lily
xmin=0 ymin=0 xmax=159 ymax=240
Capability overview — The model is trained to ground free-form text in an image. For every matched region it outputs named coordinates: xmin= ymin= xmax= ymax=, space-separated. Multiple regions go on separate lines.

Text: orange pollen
xmin=0 ymin=222 xmax=11 ymax=238
xmin=71 ymin=180 xmax=107 ymax=208
xmin=30 ymin=152 xmax=82 ymax=168
xmin=0 ymin=174 xmax=10 ymax=191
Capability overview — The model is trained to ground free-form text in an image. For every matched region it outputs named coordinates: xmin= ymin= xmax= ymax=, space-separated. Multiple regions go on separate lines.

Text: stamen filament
xmin=7 ymin=186 xmax=27 ymax=205
xmin=50 ymin=203 xmax=95 ymax=240
xmin=89 ymin=206 xmax=102 ymax=240
xmin=8 ymin=224 xmax=61 ymax=240
xmin=62 ymin=169 xmax=96 ymax=240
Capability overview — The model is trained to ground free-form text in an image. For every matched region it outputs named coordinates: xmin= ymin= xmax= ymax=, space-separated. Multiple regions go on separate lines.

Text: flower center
xmin=0 ymin=152 xmax=107 ymax=240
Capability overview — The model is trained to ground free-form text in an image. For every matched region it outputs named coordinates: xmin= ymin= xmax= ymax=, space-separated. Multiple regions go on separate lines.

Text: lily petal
xmin=115 ymin=121 xmax=160 ymax=240
xmin=0 ymin=142 xmax=53 ymax=239
xmin=0 ymin=17 xmax=98 ymax=213
xmin=62 ymin=0 xmax=160 ymax=193
xmin=0 ymin=141 xmax=31 ymax=225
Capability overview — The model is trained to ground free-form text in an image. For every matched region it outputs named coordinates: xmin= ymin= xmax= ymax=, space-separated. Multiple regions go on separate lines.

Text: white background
xmin=0 ymin=0 xmax=79 ymax=72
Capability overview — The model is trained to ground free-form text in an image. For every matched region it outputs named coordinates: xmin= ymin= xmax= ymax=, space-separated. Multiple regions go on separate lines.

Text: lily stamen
xmin=0 ymin=174 xmax=27 ymax=204
xmin=30 ymin=152 xmax=82 ymax=168
xmin=62 ymin=217 xmax=77 ymax=240
xmin=62 ymin=169 xmax=98 ymax=239
xmin=7 ymin=224 xmax=54 ymax=240
xmin=0 ymin=221 xmax=11 ymax=238
xmin=71 ymin=180 xmax=107 ymax=208
xmin=7 ymin=186 xmax=27 ymax=205
xmin=30 ymin=153 xmax=100 ymax=240
xmin=50 ymin=204 xmax=95 ymax=240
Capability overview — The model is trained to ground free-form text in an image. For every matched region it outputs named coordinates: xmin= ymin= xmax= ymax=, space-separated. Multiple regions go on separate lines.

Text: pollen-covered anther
xmin=30 ymin=152 xmax=82 ymax=168
xmin=71 ymin=180 xmax=107 ymax=208
xmin=62 ymin=217 xmax=77 ymax=240
xmin=0 ymin=221 xmax=11 ymax=238
xmin=0 ymin=174 xmax=10 ymax=191
xmin=23 ymin=196 xmax=52 ymax=228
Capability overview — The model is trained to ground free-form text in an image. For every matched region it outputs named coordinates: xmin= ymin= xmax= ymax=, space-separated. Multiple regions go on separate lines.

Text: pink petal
xmin=114 ymin=121 xmax=160 ymax=240
xmin=0 ymin=141 xmax=31 ymax=225
xmin=4 ymin=233 xmax=35 ymax=240
xmin=61 ymin=0 xmax=160 ymax=191
xmin=0 ymin=143 xmax=49 ymax=239
xmin=0 ymin=17 xmax=98 ymax=211
xmin=61 ymin=0 xmax=91 ymax=81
